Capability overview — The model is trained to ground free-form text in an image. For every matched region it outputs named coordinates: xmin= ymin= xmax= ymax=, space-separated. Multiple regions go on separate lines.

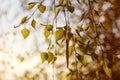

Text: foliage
xmin=15 ymin=0 xmax=120 ymax=80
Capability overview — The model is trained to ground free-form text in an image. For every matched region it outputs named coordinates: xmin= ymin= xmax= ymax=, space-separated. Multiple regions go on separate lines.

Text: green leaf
xmin=44 ymin=30 xmax=50 ymax=40
xmin=54 ymin=8 xmax=61 ymax=19
xmin=31 ymin=19 xmax=36 ymax=29
xmin=67 ymin=6 xmax=75 ymax=13
xmin=59 ymin=0 xmax=64 ymax=5
xmin=27 ymin=2 xmax=36 ymax=10
xmin=55 ymin=29 xmax=64 ymax=41
xmin=20 ymin=16 xmax=27 ymax=24
xmin=103 ymin=64 xmax=112 ymax=78
xmin=47 ymin=52 xmax=54 ymax=63
xmin=40 ymin=52 xmax=48 ymax=63
xmin=21 ymin=28 xmax=30 ymax=39
xmin=46 ymin=25 xmax=53 ymax=31
xmin=38 ymin=4 xmax=46 ymax=13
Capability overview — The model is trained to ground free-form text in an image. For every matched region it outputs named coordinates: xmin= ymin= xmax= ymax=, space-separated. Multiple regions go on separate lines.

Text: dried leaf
xmin=77 ymin=0 xmax=81 ymax=4
xmin=95 ymin=10 xmax=99 ymax=16
xmin=67 ymin=6 xmax=74 ymax=13
xmin=21 ymin=28 xmax=30 ymax=39
xmin=80 ymin=13 xmax=85 ymax=21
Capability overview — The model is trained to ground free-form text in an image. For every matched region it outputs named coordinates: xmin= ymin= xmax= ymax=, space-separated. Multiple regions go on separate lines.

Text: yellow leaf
xmin=27 ymin=2 xmax=36 ymax=10
xmin=50 ymin=44 xmax=54 ymax=49
xmin=59 ymin=0 xmax=64 ymax=5
xmin=19 ymin=57 xmax=24 ymax=62
xmin=21 ymin=28 xmax=30 ymax=39
xmin=54 ymin=8 xmax=61 ymax=19
xmin=103 ymin=64 xmax=112 ymax=78
xmin=51 ymin=57 xmax=57 ymax=64
xmin=82 ymin=0 xmax=85 ymax=3
xmin=67 ymin=73 xmax=72 ymax=80
xmin=82 ymin=55 xmax=87 ymax=65
xmin=76 ymin=26 xmax=83 ymax=32
xmin=40 ymin=52 xmax=48 ymax=63
xmin=76 ymin=37 xmax=84 ymax=44
xmin=55 ymin=29 xmax=64 ymax=41
xmin=47 ymin=52 xmax=54 ymax=63
xmin=44 ymin=30 xmax=50 ymax=40
xmin=110 ymin=0 xmax=116 ymax=3
xmin=69 ymin=46 xmax=74 ymax=56
xmin=31 ymin=19 xmax=36 ymax=29
xmin=46 ymin=25 xmax=53 ymax=31
xmin=96 ymin=70 xmax=99 ymax=78
xmin=95 ymin=38 xmax=102 ymax=45
xmin=20 ymin=16 xmax=27 ymax=24
xmin=38 ymin=4 xmax=46 ymax=13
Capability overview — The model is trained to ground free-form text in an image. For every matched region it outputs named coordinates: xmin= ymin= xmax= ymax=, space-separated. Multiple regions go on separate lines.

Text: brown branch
xmin=63 ymin=6 xmax=69 ymax=68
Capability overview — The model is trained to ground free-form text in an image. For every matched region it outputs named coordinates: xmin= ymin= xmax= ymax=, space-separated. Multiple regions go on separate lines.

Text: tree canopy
xmin=15 ymin=0 xmax=120 ymax=80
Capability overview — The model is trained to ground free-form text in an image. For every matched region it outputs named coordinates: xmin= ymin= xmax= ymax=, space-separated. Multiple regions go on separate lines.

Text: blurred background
xmin=0 ymin=0 xmax=56 ymax=80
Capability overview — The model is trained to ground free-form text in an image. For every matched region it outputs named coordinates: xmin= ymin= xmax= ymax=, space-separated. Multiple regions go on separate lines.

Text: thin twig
xmin=63 ymin=5 xmax=69 ymax=68
xmin=14 ymin=8 xmax=37 ymax=28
